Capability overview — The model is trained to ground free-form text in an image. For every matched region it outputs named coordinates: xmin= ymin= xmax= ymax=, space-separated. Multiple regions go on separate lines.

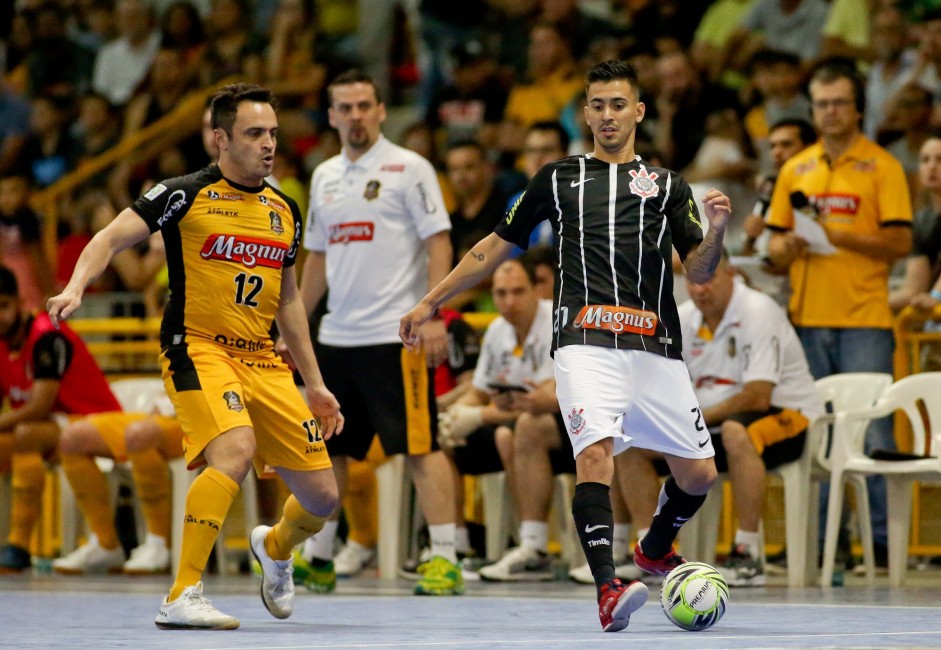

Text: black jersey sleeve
xmin=666 ymin=172 xmax=705 ymax=261
xmin=32 ymin=331 xmax=73 ymax=380
xmin=131 ymin=173 xmax=201 ymax=233
xmin=494 ymin=165 xmax=557 ymax=250
xmin=273 ymin=188 xmax=303 ymax=269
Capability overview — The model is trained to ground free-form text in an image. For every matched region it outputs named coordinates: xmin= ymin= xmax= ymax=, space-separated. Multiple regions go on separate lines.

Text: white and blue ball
xmin=660 ymin=561 xmax=729 ymax=631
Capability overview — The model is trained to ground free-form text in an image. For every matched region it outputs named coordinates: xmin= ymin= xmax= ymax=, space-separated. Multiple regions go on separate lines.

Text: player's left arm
xmin=684 ymin=189 xmax=731 ymax=284
xmin=0 ymin=331 xmax=71 ymax=430
xmin=276 ymin=255 xmax=343 ymax=438
xmin=419 ymin=230 xmax=453 ymax=368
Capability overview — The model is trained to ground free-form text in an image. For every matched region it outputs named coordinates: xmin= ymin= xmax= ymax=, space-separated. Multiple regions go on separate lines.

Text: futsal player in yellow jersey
xmin=48 ymin=83 xmax=344 ymax=630
xmin=767 ymin=61 xmax=912 ymax=567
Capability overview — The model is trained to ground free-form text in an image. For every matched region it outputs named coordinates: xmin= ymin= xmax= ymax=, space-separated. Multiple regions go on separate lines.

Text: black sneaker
xmin=719 ymin=544 xmax=765 ymax=587
xmin=0 ymin=545 xmax=31 ymax=573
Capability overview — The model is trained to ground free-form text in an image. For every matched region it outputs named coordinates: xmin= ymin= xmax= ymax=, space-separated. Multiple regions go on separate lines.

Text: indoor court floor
xmin=3 ymin=568 xmax=941 ymax=649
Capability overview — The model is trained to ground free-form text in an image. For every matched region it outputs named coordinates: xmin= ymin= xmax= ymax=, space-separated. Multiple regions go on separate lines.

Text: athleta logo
xmin=329 ymin=221 xmax=374 ymax=244
xmin=573 ymin=305 xmax=657 ymax=336
xmin=585 ymin=524 xmax=609 ymax=533
xmin=200 ymin=234 xmax=288 ymax=269
xmin=629 ymin=167 xmax=659 ymax=198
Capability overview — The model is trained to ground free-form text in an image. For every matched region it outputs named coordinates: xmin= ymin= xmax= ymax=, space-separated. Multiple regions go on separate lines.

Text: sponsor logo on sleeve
xmin=572 ymin=305 xmax=657 ymax=336
xmin=158 ymin=189 xmax=187 ymax=226
xmin=416 ymin=181 xmax=437 ymax=214
xmin=328 ymin=221 xmax=374 ymax=244
xmin=505 ymin=192 xmax=524 ymax=225
xmin=144 ymin=183 xmax=168 ymax=200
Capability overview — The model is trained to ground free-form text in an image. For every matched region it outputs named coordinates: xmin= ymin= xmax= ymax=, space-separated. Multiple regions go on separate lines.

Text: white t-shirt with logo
xmin=472 ymin=300 xmax=555 ymax=390
xmin=305 ymin=136 xmax=451 ymax=346
xmin=678 ymin=279 xmax=823 ymax=420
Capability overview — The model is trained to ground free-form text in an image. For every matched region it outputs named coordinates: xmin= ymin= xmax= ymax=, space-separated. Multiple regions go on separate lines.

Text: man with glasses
xmin=766 ymin=60 xmax=913 ymax=572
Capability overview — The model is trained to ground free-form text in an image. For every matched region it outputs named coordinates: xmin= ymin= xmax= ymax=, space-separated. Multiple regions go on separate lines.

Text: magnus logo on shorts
xmin=573 ymin=305 xmax=657 ymax=336
xmin=200 ymin=234 xmax=288 ymax=268
xmin=568 ymin=407 xmax=586 ymax=436
xmin=328 ymin=221 xmax=374 ymax=244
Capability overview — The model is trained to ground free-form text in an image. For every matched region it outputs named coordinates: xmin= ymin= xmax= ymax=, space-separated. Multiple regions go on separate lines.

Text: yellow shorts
xmin=86 ymin=411 xmax=184 ymax=462
xmin=160 ymin=340 xmax=331 ymax=476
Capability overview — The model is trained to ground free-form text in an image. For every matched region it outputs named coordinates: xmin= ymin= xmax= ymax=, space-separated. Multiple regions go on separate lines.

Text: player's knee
xmin=719 ymin=421 xmax=751 ymax=456
xmin=494 ymin=425 xmax=514 ymax=468
xmin=125 ymin=420 xmax=160 ymax=453
xmin=513 ymin=413 xmax=553 ymax=450
xmin=295 ymin=481 xmax=339 ymax=517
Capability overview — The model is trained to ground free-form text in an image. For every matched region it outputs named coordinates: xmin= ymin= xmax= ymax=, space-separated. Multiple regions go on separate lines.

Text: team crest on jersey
xmin=364 ymin=179 xmax=381 ymax=201
xmin=628 ymin=168 xmax=659 ymax=198
xmin=268 ymin=210 xmax=284 ymax=234
xmin=223 ymin=390 xmax=244 ymax=412
xmin=567 ymin=407 xmax=586 ymax=436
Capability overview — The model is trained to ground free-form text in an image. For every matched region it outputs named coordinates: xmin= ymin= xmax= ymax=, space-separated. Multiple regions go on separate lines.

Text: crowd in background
xmin=2 ymin=0 xmax=941 ymax=311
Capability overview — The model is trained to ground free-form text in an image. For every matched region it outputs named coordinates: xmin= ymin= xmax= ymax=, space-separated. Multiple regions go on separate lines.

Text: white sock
xmin=613 ymin=523 xmax=631 ymax=561
xmin=455 ymin=526 xmax=470 ymax=555
xmin=733 ymin=529 xmax=762 ymax=558
xmin=429 ymin=523 xmax=457 ymax=563
xmin=303 ymin=520 xmax=338 ymax=561
xmin=636 ymin=527 xmax=650 ymax=550
xmin=519 ymin=520 xmax=549 ymax=553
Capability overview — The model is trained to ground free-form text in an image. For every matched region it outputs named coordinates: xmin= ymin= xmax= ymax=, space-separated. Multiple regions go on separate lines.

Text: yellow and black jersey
xmin=132 ymin=165 xmax=301 ymax=354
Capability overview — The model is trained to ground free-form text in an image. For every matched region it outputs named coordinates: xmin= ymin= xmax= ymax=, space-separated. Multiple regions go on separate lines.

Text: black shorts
xmin=452 ymin=412 xmax=576 ymax=476
xmin=316 ymin=342 xmax=438 ymax=461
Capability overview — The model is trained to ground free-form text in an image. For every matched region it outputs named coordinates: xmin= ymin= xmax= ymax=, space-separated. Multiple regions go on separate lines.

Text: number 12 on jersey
xmin=234 ymin=272 xmax=263 ymax=307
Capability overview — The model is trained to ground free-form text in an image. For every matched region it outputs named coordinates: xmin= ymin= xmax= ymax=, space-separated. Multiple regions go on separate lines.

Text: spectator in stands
xmin=652 ymin=49 xmax=740 ymax=172
xmin=0 ymin=265 xmax=122 ymax=572
xmin=820 ymin=0 xmax=875 ymax=65
xmin=692 ymin=0 xmax=756 ymax=88
xmin=618 ymin=251 xmax=822 ymax=587
xmin=437 ymin=258 xmax=567 ymax=582
xmin=24 ymin=2 xmax=96 ymax=100
xmin=0 ymin=173 xmax=52 ymax=312
xmin=741 ymin=50 xmax=811 ymax=172
xmin=71 ymin=0 xmax=118 ymax=53
xmin=446 ymin=140 xmax=511 ymax=269
xmin=890 ymin=134 xmax=941 ymax=313
xmin=864 ymin=6 xmax=918 ymax=140
xmin=907 ymin=9 xmax=941 ymax=123
xmin=52 ymin=405 xmax=185 ymax=575
xmin=880 ymin=83 xmax=934 ymax=187
xmin=741 ymin=118 xmax=817 ymax=261
xmin=0 ymin=82 xmax=31 ymax=175
xmin=767 ymin=61 xmax=913 ymax=569
xmin=537 ymin=0 xmax=625 ymax=62
xmin=18 ymin=94 xmax=79 ymax=188
xmin=718 ymin=0 xmax=829 ymax=75
xmin=199 ymin=0 xmax=265 ymax=85
xmin=72 ymin=92 xmax=120 ymax=167
xmin=92 ymin=0 xmax=161 ymax=106
xmin=401 ymin=121 xmax=457 ymax=214
xmin=498 ymin=21 xmax=583 ymax=159
xmin=159 ymin=1 xmax=208 ymax=87
xmin=425 ymin=40 xmax=509 ymax=154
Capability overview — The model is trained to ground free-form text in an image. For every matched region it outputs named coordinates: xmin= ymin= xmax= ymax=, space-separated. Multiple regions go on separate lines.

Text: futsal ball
xmin=659 ymin=562 xmax=729 ymax=631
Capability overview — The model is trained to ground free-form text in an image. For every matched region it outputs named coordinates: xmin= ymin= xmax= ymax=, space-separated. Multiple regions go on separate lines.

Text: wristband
xmin=930 ymin=289 xmax=941 ymax=302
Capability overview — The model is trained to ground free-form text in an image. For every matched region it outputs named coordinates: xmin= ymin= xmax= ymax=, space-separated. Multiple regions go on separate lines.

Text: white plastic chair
xmin=680 ymin=372 xmax=893 ymax=587
xmin=820 ymin=372 xmax=941 ymax=587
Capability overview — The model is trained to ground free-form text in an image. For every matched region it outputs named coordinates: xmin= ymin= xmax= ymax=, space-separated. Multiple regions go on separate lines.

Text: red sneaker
xmin=598 ymin=578 xmax=648 ymax=632
xmin=633 ymin=543 xmax=687 ymax=576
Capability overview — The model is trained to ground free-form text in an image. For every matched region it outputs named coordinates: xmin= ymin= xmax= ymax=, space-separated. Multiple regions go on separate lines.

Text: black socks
xmin=572 ymin=481 xmax=615 ymax=593
xmin=641 ymin=476 xmax=706 ymax=559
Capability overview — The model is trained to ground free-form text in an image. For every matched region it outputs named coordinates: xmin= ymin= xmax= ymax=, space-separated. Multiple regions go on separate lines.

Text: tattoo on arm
xmin=686 ymin=238 xmax=722 ymax=283
xmin=470 ymin=249 xmax=485 ymax=262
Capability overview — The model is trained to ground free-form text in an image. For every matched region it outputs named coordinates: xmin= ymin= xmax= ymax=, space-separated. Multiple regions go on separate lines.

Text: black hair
xmin=444 ymin=138 xmax=486 ymax=158
xmin=210 ymin=83 xmax=277 ymax=138
xmin=585 ymin=60 xmax=640 ymax=100
xmin=747 ymin=48 xmax=802 ymax=73
xmin=499 ymin=257 xmax=539 ymax=286
xmin=0 ymin=266 xmax=19 ymax=298
xmin=520 ymin=244 xmax=556 ymax=274
xmin=769 ymin=118 xmax=817 ymax=146
xmin=526 ymin=121 xmax=570 ymax=153
xmin=809 ymin=58 xmax=867 ymax=114
xmin=327 ymin=69 xmax=383 ymax=106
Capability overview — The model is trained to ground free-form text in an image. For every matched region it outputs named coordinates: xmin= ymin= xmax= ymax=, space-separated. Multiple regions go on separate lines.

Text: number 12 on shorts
xmin=302 ymin=418 xmax=323 ymax=443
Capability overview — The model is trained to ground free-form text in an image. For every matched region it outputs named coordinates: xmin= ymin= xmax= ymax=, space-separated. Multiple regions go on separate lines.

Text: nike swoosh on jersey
xmin=698 ymin=438 xmax=709 ymax=448
xmin=570 ymin=178 xmax=595 ymax=187
xmin=584 ymin=524 xmax=609 ymax=533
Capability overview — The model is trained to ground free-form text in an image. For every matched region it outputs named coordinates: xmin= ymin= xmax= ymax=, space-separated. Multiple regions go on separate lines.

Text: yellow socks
xmin=60 ymin=453 xmax=119 ymax=550
xmin=169 ymin=467 xmax=238 ymax=601
xmin=9 ymin=452 xmax=44 ymax=549
xmin=344 ymin=458 xmax=378 ymax=548
xmin=265 ymin=495 xmax=327 ymax=561
xmin=127 ymin=447 xmax=171 ymax=540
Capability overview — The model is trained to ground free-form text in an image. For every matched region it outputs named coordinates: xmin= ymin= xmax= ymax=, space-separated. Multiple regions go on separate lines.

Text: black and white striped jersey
xmin=495 ymin=154 xmax=704 ymax=360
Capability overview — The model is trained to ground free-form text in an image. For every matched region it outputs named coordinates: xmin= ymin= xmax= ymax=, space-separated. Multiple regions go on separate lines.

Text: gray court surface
xmin=3 ymin=569 xmax=941 ymax=649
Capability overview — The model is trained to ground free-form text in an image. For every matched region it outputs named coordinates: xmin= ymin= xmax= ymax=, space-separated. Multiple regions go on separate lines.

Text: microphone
xmin=789 ymin=190 xmax=819 ymax=219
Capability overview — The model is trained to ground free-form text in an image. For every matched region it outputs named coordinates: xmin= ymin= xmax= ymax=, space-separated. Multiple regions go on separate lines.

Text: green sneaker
xmin=413 ymin=556 xmax=464 ymax=596
xmin=290 ymin=551 xmax=313 ymax=585
xmin=303 ymin=558 xmax=336 ymax=594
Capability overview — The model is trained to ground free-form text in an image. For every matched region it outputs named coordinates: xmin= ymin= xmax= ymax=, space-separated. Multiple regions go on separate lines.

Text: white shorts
xmin=554 ymin=345 xmax=716 ymax=459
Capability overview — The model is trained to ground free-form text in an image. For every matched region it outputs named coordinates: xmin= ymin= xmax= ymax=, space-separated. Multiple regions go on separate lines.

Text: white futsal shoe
xmin=123 ymin=534 xmax=171 ymax=574
xmin=250 ymin=525 xmax=295 ymax=619
xmin=155 ymin=582 xmax=240 ymax=630
xmin=52 ymin=535 xmax=125 ymax=574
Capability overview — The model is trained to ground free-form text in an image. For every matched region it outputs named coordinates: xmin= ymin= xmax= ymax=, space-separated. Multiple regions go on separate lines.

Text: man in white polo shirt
xmin=294 ymin=69 xmax=462 ymax=596
xmin=617 ymin=251 xmax=822 ymax=587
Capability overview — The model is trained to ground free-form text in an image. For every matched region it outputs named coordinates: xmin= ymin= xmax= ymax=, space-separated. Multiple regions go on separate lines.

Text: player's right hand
xmin=46 ymin=290 xmax=82 ymax=326
xmin=400 ymin=301 xmax=435 ymax=350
